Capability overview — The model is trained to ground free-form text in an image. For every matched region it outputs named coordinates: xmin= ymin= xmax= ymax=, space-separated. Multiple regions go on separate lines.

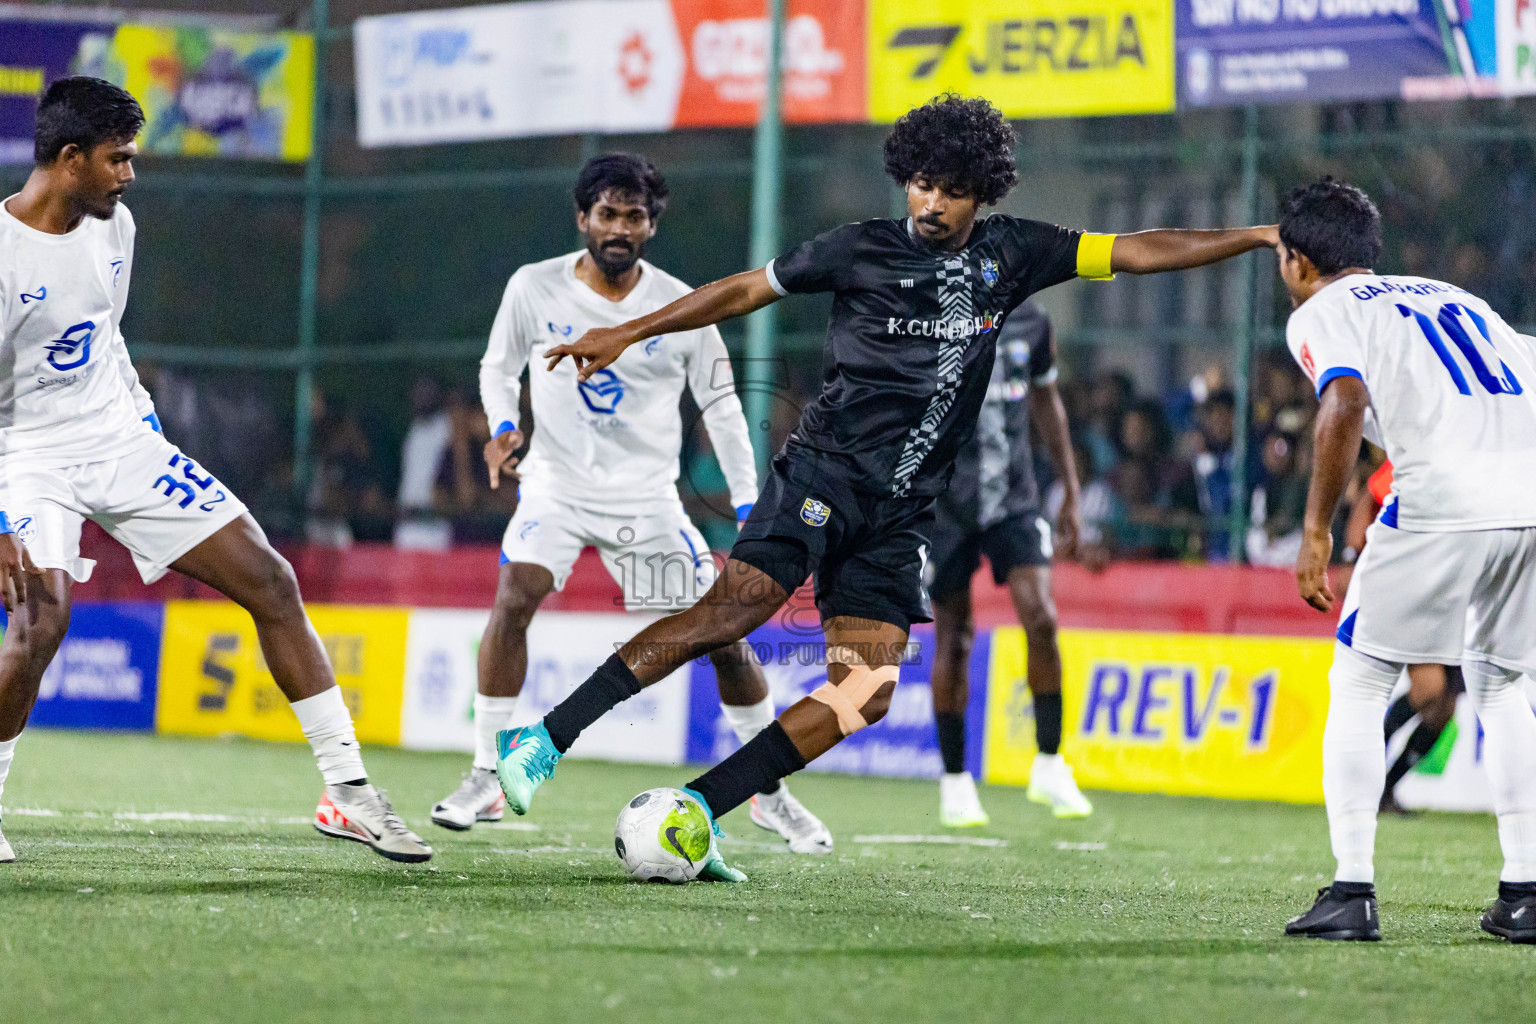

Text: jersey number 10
xmin=1397 ymin=302 xmax=1524 ymax=396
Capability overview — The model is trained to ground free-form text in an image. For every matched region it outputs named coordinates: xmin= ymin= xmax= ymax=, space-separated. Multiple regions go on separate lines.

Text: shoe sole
xmin=314 ymin=823 xmax=433 ymax=864
xmin=1029 ymin=793 xmax=1093 ymax=818
xmin=496 ymin=764 xmax=538 ymax=816
xmin=941 ymin=816 xmax=990 ymax=828
xmin=1284 ymin=927 xmax=1381 ymax=941
xmin=1481 ymin=919 xmax=1536 ymax=943
xmin=750 ymin=806 xmax=833 ymax=855
xmin=429 ymin=809 xmax=505 ymax=832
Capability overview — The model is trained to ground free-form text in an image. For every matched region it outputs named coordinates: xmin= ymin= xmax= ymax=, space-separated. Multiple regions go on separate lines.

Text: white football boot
xmin=1026 ymin=753 xmax=1093 ymax=818
xmin=430 ymin=768 xmax=507 ymax=831
xmin=750 ymin=784 xmax=833 ymax=855
xmin=0 ymin=820 xmax=14 ymax=863
xmin=315 ymin=784 xmax=434 ymax=863
xmin=939 ymin=772 xmax=990 ymax=828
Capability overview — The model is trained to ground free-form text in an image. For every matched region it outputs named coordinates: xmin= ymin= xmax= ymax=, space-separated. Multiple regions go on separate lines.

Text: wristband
xmin=0 ymin=512 xmax=11 ymax=536
xmin=735 ymin=503 xmax=753 ymax=522
xmin=143 ymin=411 xmax=163 ymax=434
xmin=494 ymin=420 xmax=518 ymax=439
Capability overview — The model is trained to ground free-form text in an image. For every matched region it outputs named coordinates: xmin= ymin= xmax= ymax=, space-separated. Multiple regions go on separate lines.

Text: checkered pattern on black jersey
xmin=891 ymin=257 xmax=975 ymax=496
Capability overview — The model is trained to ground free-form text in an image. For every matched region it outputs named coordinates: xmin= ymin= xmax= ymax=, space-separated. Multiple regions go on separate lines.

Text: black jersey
xmin=942 ymin=300 xmax=1055 ymax=531
xmin=767 ymin=215 xmax=1086 ymax=497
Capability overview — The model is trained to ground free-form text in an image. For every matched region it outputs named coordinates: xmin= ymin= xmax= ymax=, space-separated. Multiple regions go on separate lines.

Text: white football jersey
xmin=479 ymin=251 xmax=757 ymax=514
xmin=1287 ymin=273 xmax=1536 ymax=531
xmin=0 ymin=197 xmax=155 ymax=467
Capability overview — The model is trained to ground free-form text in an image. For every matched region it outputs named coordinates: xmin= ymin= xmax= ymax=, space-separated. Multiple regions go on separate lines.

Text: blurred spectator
xmin=1245 ymin=427 xmax=1310 ymax=567
xmin=306 ymin=389 xmax=389 ymax=548
xmin=1045 ymin=441 xmax=1115 ymax=571
xmin=1172 ymin=389 xmax=1244 ymax=561
xmin=395 ymin=375 xmax=453 ymax=550
xmin=1081 ymin=369 xmax=1133 ymax=477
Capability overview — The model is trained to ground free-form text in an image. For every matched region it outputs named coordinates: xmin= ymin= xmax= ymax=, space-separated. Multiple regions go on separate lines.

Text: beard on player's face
xmin=68 ymin=141 xmax=135 ymax=220
xmin=586 ymin=230 xmax=646 ymax=278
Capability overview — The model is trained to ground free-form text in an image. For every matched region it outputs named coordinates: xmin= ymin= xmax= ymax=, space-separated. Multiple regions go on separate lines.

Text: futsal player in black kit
xmin=925 ymin=300 xmax=1094 ymax=827
xmin=495 ymin=94 xmax=1279 ymax=880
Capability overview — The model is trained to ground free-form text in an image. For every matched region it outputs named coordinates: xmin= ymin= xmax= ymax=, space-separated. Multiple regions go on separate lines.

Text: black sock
xmin=1331 ymin=880 xmax=1375 ymax=898
xmin=687 ymin=721 xmax=807 ymax=819
xmin=340 ymin=778 xmax=368 ymax=787
xmin=1500 ymin=881 xmax=1536 ymax=902
xmin=543 ymin=653 xmax=643 ymax=753
xmin=1034 ymin=693 xmax=1063 ymax=756
xmin=1384 ymin=720 xmax=1443 ymax=794
xmin=935 ymin=712 xmax=966 ymax=775
xmin=1383 ymin=693 xmax=1417 ymax=741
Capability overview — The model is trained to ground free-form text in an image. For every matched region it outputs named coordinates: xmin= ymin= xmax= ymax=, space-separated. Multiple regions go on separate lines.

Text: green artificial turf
xmin=0 ymin=730 xmax=1530 ymax=1023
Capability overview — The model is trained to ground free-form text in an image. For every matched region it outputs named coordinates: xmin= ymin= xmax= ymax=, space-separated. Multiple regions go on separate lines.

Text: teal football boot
xmin=680 ymin=787 xmax=747 ymax=883
xmin=495 ymin=721 xmax=562 ymax=815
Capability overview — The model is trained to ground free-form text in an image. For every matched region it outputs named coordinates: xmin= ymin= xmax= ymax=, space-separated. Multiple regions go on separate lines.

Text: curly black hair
xmin=1279 ymin=177 xmax=1380 ymax=275
xmin=883 ymin=94 xmax=1018 ymax=206
xmin=573 ymin=152 xmax=669 ymax=219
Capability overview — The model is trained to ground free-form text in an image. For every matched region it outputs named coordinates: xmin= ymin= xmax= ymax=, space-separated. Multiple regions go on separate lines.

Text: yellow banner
xmin=983 ymin=628 xmax=1332 ymax=803
xmin=868 ymin=0 xmax=1175 ymax=122
xmin=157 ymin=601 xmax=406 ymax=745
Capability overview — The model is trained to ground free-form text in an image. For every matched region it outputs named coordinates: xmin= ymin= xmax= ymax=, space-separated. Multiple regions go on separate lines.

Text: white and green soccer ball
xmin=613 ymin=788 xmax=712 ymax=884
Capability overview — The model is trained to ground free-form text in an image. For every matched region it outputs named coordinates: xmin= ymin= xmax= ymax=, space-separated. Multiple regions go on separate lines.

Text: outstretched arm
xmin=1111 ymin=226 xmax=1279 ymax=275
xmin=547 ymin=268 xmax=782 ymax=381
xmin=1296 ymin=375 xmax=1370 ymax=612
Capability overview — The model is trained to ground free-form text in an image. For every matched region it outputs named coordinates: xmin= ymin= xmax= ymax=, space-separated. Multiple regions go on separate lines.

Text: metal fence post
xmin=293 ymin=0 xmax=330 ymax=505
xmin=742 ymin=0 xmax=785 ymax=475
xmin=1228 ymin=103 xmax=1260 ymax=562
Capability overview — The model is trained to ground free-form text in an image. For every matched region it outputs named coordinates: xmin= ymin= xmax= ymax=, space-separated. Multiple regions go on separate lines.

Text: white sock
xmin=721 ymin=695 xmax=776 ymax=746
xmin=473 ymin=694 xmax=520 ymax=772
xmin=290 ymin=687 xmax=367 ymax=786
xmin=1462 ymin=660 xmax=1536 ymax=883
xmin=1322 ymin=644 xmax=1401 ymax=884
xmin=0 ymin=735 xmax=16 ymax=816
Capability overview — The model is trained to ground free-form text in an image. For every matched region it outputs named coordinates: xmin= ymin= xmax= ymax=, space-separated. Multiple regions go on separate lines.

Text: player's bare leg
xmin=0 ymin=568 xmax=73 ymax=863
xmin=494 ymin=558 xmax=787 ymax=816
xmin=931 ymin=588 xmax=988 ymax=826
xmin=172 ymin=514 xmax=431 ymax=862
xmin=712 ymin=639 xmax=831 ymax=853
xmin=432 ymin=562 xmax=553 ymax=830
xmin=1005 ymin=565 xmax=1091 ymax=817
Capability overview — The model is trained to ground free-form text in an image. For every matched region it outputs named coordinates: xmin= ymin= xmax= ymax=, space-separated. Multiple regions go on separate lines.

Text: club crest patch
xmin=800 ymin=498 xmax=830 ymax=527
xmin=979 ymin=257 xmax=999 ymax=286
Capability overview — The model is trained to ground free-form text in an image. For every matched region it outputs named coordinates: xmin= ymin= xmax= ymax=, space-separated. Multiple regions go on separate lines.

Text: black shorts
xmin=729 ymin=447 xmax=935 ymax=632
xmin=925 ymin=504 xmax=1052 ymax=601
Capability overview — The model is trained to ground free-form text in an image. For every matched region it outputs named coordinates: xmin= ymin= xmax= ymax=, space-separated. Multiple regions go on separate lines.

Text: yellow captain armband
xmin=1076 ymin=232 xmax=1116 ymax=280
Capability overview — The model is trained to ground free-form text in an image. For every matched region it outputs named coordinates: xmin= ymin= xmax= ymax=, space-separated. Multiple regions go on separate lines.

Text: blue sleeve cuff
xmin=143 ymin=411 xmax=163 ymax=434
xmin=0 ymin=512 xmax=11 ymax=536
xmin=735 ymin=503 xmax=753 ymax=522
xmin=494 ymin=420 xmax=518 ymax=438
xmin=1315 ymin=366 xmax=1364 ymax=398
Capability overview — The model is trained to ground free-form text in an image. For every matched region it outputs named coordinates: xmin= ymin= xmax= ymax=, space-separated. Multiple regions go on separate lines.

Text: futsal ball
xmin=613 ymin=788 xmax=712 ymax=884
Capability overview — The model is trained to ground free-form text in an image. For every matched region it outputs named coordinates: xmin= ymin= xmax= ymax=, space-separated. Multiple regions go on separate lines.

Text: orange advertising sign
xmin=671 ymin=0 xmax=865 ymax=127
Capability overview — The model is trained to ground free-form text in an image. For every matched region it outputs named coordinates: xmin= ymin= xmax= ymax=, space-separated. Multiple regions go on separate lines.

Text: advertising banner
xmin=97 ymin=24 xmax=314 ymax=161
xmin=984 ymin=627 xmax=1332 ymax=803
xmin=1176 ymin=0 xmax=1494 ymax=108
xmin=687 ymin=624 xmax=990 ymax=779
xmin=23 ymin=603 xmax=161 ymax=732
xmin=868 ymin=0 xmax=1175 ymax=122
xmin=400 ymin=609 xmax=691 ymax=765
xmin=670 ymin=0 xmax=865 ymax=126
xmin=0 ymin=17 xmax=117 ymax=164
xmin=354 ymin=0 xmax=864 ymax=147
xmin=1498 ymin=0 xmax=1536 ymax=94
xmin=157 ymin=601 xmax=406 ymax=745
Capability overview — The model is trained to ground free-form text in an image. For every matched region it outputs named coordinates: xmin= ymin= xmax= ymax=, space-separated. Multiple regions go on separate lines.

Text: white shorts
xmin=1339 ymin=519 xmax=1536 ymax=674
xmin=3 ymin=432 xmax=248 ymax=585
xmin=500 ymin=492 xmax=716 ymax=612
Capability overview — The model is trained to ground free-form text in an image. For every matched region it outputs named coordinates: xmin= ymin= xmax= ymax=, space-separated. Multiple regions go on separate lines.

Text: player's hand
xmin=0 ymin=533 xmax=38 ymax=616
xmin=1296 ymin=528 xmax=1335 ymax=612
xmin=1054 ymin=496 xmax=1082 ymax=561
xmin=484 ymin=428 xmax=524 ymax=490
xmin=545 ymin=326 xmax=636 ymax=381
xmin=1256 ymin=224 xmax=1280 ymax=248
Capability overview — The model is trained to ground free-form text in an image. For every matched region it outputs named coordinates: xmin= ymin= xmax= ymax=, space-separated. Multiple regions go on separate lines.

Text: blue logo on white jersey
xmin=20 ymin=286 xmax=46 ymax=304
xmin=45 ymin=320 xmax=95 ymax=372
xmin=578 ymin=369 xmax=625 ymax=414
xmin=644 ymin=336 xmax=664 ymax=356
xmin=980 ymin=258 xmax=999 ymax=286
xmin=110 ymin=259 xmax=124 ymax=288
xmin=547 ymin=321 xmax=574 ymax=338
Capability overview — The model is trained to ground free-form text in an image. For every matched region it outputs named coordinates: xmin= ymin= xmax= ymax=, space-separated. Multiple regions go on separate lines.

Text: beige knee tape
xmin=809 ymin=645 xmax=900 ymax=736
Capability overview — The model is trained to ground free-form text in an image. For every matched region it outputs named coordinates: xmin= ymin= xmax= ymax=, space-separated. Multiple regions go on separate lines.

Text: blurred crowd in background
xmin=137 ymin=350 xmax=1361 ymax=568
